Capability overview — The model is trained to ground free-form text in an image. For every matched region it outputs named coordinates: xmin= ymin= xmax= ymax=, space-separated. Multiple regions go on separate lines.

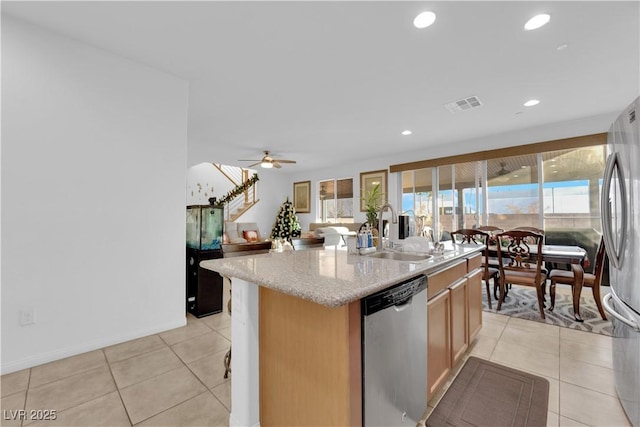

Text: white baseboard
xmin=0 ymin=317 xmax=186 ymax=375
xmin=229 ymin=413 xmax=260 ymax=427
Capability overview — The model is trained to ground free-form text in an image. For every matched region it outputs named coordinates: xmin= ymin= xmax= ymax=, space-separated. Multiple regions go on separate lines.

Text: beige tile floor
xmin=0 ymin=311 xmax=232 ymax=426
xmin=425 ymin=311 xmax=632 ymax=427
xmin=1 ymin=305 xmax=633 ymax=427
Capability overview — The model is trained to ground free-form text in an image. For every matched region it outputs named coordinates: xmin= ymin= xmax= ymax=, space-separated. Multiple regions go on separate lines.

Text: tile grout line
xmin=20 ymin=368 xmax=32 ymax=427
xmin=103 ymin=348 xmax=134 ymax=427
xmin=132 ymin=390 xmax=221 ymax=426
xmin=22 ymin=366 xmax=121 ymax=427
xmin=183 ymin=314 xmax=232 ymax=412
xmin=166 ymin=338 xmax=231 ymax=411
xmin=123 ymin=343 xmax=230 ymax=424
xmin=105 ymin=338 xmax=168 ymax=366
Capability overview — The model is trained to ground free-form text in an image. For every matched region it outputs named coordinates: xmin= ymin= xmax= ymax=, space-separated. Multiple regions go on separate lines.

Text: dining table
xmin=487 ymin=244 xmax=589 ymax=322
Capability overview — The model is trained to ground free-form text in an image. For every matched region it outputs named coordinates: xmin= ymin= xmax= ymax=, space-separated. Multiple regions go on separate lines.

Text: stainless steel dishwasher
xmin=362 ymin=274 xmax=428 ymax=426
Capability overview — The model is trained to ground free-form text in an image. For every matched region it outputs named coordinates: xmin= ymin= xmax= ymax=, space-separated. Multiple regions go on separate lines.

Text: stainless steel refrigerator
xmin=602 ymin=96 xmax=640 ymax=427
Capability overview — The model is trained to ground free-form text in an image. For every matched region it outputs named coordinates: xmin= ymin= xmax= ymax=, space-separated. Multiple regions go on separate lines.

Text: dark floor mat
xmin=427 ymin=357 xmax=549 ymax=427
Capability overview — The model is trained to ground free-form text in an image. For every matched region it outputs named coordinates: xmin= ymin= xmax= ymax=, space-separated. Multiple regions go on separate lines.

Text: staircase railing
xmin=212 ymin=164 xmax=259 ymax=221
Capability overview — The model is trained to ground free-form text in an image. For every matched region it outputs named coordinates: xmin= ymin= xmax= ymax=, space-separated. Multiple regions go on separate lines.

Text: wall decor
xmin=360 ymin=169 xmax=388 ymax=212
xmin=293 ymin=180 xmax=311 ymax=213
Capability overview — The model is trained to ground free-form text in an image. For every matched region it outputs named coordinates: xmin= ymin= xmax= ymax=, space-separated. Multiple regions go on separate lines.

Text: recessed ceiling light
xmin=556 ymin=44 xmax=568 ymax=51
xmin=524 ymin=99 xmax=540 ymax=107
xmin=414 ymin=11 xmax=436 ymax=29
xmin=402 ymin=130 xmax=412 ymax=136
xmin=524 ymin=13 xmax=550 ymax=30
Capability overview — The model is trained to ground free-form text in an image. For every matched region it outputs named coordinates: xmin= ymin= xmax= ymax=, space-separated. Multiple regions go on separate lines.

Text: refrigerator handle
xmin=601 ymin=152 xmax=627 ymax=269
xmin=603 ymin=293 xmax=640 ymax=331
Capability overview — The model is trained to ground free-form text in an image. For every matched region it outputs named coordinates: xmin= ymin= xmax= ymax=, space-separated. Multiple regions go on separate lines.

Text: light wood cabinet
xmin=427 ymin=289 xmax=451 ymax=398
xmin=449 ymin=278 xmax=469 ymax=367
xmin=467 ymin=268 xmax=483 ymax=342
xmin=256 ymin=251 xmax=485 ymax=422
xmin=259 ymin=287 xmax=362 ymax=426
xmin=427 ymin=253 xmax=483 ymax=400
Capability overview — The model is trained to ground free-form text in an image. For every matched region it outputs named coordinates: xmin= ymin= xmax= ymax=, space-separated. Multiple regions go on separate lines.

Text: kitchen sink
xmin=365 ymin=251 xmax=432 ymax=262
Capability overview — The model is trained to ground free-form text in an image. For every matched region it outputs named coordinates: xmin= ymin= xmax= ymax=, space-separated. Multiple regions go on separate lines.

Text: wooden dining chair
xmin=475 ymin=225 xmax=503 ymax=235
xmin=548 ymin=236 xmax=607 ymax=320
xmin=512 ymin=226 xmax=545 ymax=243
xmin=475 ymin=226 xmax=505 ymax=299
xmin=510 ymin=226 xmax=549 ymax=298
xmin=495 ymin=229 xmax=547 ymax=318
xmin=451 ymin=229 xmax=499 ymax=309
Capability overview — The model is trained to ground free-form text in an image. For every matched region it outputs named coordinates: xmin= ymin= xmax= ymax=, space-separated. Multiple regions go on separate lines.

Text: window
xmin=400 ymin=145 xmax=606 ymax=272
xmin=318 ymin=178 xmax=354 ymax=223
xmin=402 ymin=169 xmax=434 ymax=239
xmin=438 ymin=165 xmax=456 ymax=240
xmin=486 ymin=155 xmax=540 ymax=230
xmin=542 ymin=146 xmax=605 ymax=231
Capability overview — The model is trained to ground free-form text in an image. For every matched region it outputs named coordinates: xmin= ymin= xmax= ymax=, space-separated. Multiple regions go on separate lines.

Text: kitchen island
xmin=201 ymin=245 xmax=483 ymax=427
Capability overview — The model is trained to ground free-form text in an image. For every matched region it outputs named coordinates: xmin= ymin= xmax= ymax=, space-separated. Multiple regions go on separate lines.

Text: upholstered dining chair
xmin=451 ymin=229 xmax=499 ymax=309
xmin=549 ymin=236 xmax=608 ymax=320
xmin=495 ymin=229 xmax=547 ymax=318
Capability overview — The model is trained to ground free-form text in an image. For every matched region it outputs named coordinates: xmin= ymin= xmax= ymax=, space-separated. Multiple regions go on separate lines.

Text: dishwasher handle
xmin=362 ymin=275 xmax=427 ymax=316
xmin=394 ymin=296 xmax=413 ymax=311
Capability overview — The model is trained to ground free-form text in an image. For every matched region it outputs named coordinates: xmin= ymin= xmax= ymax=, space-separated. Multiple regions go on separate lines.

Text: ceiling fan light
xmin=414 ymin=11 xmax=436 ymax=29
xmin=524 ymin=14 xmax=550 ymax=31
xmin=261 ymin=161 xmax=273 ymax=169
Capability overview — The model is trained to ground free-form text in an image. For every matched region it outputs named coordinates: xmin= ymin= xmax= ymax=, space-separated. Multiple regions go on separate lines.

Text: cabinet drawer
xmin=467 ymin=253 xmax=482 ymax=272
xmin=427 ymin=260 xmax=466 ymax=299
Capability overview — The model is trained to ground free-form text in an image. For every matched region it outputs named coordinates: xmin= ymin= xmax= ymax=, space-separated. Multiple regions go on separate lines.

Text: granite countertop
xmin=200 ymin=245 xmax=482 ymax=308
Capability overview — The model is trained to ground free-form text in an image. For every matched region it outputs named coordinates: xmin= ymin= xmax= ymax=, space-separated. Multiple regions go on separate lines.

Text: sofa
xmin=309 ymin=223 xmax=361 ymax=246
xmin=224 ymin=221 xmax=266 ymax=244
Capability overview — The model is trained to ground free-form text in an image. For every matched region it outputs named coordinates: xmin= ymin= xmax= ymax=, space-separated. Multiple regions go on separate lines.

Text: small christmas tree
xmin=270 ymin=197 xmax=302 ymax=242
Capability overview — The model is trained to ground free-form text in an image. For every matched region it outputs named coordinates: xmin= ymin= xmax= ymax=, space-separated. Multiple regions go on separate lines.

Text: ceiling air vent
xmin=445 ymin=96 xmax=483 ymax=113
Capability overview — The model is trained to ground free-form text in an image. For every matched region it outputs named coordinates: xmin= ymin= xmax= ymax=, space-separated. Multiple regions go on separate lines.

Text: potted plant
xmin=361 ymin=183 xmax=384 ymax=230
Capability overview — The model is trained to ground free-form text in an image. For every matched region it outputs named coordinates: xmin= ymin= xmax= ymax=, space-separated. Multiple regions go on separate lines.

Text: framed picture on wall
xmin=293 ymin=181 xmax=311 ymax=213
xmin=360 ymin=169 xmax=388 ymax=212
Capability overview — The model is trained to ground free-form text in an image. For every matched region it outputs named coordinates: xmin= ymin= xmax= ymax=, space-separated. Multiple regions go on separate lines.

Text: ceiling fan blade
xmin=247 ymin=161 xmax=262 ymax=168
xmin=238 ymin=159 xmax=260 ymax=162
xmin=273 ymin=162 xmax=282 ymax=169
xmin=274 ymin=159 xmax=296 ymax=164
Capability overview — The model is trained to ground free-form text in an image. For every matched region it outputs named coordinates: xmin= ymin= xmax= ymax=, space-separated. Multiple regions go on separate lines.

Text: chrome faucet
xmin=377 ymin=203 xmax=398 ymax=250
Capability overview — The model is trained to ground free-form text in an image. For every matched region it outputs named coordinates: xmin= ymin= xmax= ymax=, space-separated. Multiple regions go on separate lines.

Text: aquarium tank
xmin=186 ymin=205 xmax=224 ymax=250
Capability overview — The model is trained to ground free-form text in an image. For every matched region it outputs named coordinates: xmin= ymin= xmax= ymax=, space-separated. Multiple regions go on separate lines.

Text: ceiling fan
xmin=496 ymin=162 xmax=510 ymax=176
xmin=239 ymin=150 xmax=297 ymax=169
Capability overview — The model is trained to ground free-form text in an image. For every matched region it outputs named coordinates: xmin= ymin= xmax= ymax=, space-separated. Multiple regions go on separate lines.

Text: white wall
xmin=1 ymin=16 xmax=189 ymax=374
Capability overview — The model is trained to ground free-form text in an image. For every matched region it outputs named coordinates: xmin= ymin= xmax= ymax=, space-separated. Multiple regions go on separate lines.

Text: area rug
xmin=427 ymin=357 xmax=549 ymax=427
xmin=482 ymin=284 xmax=612 ymax=336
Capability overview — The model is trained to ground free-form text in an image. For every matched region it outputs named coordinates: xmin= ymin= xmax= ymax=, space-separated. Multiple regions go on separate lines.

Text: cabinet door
xmin=449 ymin=278 xmax=469 ymax=367
xmin=427 ymin=290 xmax=451 ymax=400
xmin=467 ymin=269 xmax=483 ymax=342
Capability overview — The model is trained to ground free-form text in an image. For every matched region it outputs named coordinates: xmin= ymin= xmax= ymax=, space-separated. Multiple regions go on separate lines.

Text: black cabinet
xmin=186 ymin=248 xmax=223 ymax=317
